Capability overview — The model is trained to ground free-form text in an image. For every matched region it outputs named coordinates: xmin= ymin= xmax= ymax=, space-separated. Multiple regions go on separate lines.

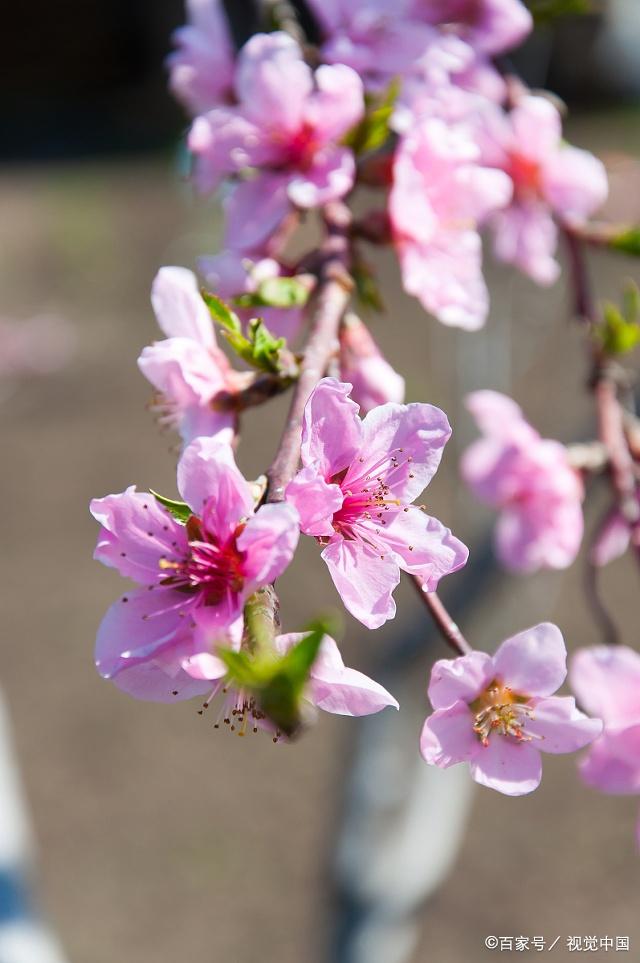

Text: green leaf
xmin=247 ymin=318 xmax=286 ymax=373
xmin=623 ymin=282 xmax=640 ymax=324
xmin=150 ymin=491 xmax=192 ymax=524
xmin=343 ymin=78 xmax=400 ymax=156
xmin=257 ymin=623 xmax=325 ymax=736
xmin=598 ymin=300 xmax=640 ymax=355
xmin=234 ymin=276 xmax=310 ymax=309
xmin=352 ymin=259 xmax=385 ymax=313
xmin=610 ymin=228 xmax=640 ymax=257
xmin=525 ymin=0 xmax=592 ymax=23
xmin=218 ymin=620 xmax=331 ymax=737
xmin=201 ymin=289 xmax=242 ymax=333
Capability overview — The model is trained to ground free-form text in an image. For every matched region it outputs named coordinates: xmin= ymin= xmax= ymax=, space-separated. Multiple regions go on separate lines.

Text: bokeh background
xmin=2 ymin=3 xmax=640 ymax=962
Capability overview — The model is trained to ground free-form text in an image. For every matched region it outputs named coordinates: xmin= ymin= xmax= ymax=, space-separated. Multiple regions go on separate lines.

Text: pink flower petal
xmin=322 ymin=537 xmax=400 ymax=629
xmin=300 ymin=378 xmax=363 ymax=478
xmin=112 ymin=661 xmax=211 ymax=703
xmin=236 ymin=502 xmax=300 ymax=586
xmin=288 ymin=145 xmax=356 ymax=208
xmin=380 ymin=507 xmax=469 ymax=589
xmin=543 ymin=145 xmax=608 ymax=222
xmin=91 ymin=488 xmax=188 ymax=584
xmin=492 ymin=622 xmax=567 ymax=697
xmin=150 ymin=266 xmax=216 ymax=347
xmin=526 ymin=696 xmax=602 ymax=754
xmin=570 ymin=646 xmax=640 ymax=726
xmin=490 ymin=202 xmax=560 ymax=286
xmin=420 ymin=701 xmax=479 ymax=767
xmin=285 ymin=466 xmax=343 ymax=537
xmin=236 ymin=32 xmax=313 ymax=135
xmin=181 ymin=651 xmax=228 ymax=681
xmin=470 ymin=737 xmax=542 ymax=796
xmin=428 ymin=651 xmax=494 ymax=710
xmin=223 ymin=173 xmax=291 ymax=254
xmin=589 ymin=508 xmax=631 ymax=567
xmin=358 ymin=401 xmax=452 ymax=502
xmin=138 ymin=337 xmax=224 ymax=407
xmin=578 ymin=727 xmax=640 ymax=795
xmin=95 ymin=587 xmax=196 ymax=682
xmin=177 ymin=437 xmax=252 ymax=520
xmin=303 ymin=63 xmax=364 ymax=144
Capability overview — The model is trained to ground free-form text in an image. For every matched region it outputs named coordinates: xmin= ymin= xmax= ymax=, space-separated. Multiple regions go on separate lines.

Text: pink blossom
xmin=338 ymin=314 xmax=405 ymax=413
xmin=307 ymin=0 xmax=472 ymax=93
xmin=188 ymin=32 xmax=364 ymax=252
xmin=589 ymin=501 xmax=639 ymax=567
xmin=199 ymin=250 xmax=304 ymax=342
xmin=461 ymin=390 xmax=584 ymax=572
xmin=389 ymin=118 xmax=512 ymax=329
xmin=91 ymin=437 xmax=299 ymax=701
xmin=138 ymin=266 xmax=242 ymax=445
xmin=570 ymin=646 xmax=640 ymax=845
xmin=285 ymin=378 xmax=468 ymax=629
xmin=413 ymin=0 xmax=533 ymax=56
xmin=183 ymin=630 xmax=399 ymax=738
xmin=168 ymin=0 xmax=235 ymax=115
xmin=421 ymin=623 xmax=602 ymax=796
xmin=479 ymin=95 xmax=608 ymax=284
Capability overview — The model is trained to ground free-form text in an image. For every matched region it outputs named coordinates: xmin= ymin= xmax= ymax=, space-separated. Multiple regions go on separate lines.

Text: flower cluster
xmin=88 ymin=0 xmax=640 ymax=841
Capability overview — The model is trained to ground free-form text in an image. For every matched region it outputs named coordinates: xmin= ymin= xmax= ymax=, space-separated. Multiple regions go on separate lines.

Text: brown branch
xmin=411 ymin=577 xmax=472 ymax=657
xmin=266 ymin=201 xmax=353 ymax=502
xmin=563 ymin=228 xmax=640 ymax=571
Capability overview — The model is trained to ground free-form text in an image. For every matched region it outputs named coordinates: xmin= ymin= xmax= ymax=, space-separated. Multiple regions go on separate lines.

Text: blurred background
xmin=1 ymin=2 xmax=640 ymax=962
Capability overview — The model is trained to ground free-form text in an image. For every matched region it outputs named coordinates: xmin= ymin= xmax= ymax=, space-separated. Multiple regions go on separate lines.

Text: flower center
xmin=199 ymin=683 xmax=282 ymax=742
xmin=508 ymin=152 xmax=542 ymax=200
xmin=329 ymin=447 xmax=417 ymax=541
xmin=470 ymin=679 xmax=539 ymax=747
xmin=159 ymin=515 xmax=246 ymax=605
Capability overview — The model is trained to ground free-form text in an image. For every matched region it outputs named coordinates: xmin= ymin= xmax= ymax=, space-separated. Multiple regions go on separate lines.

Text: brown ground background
xmin=1 ymin=109 xmax=639 ymax=963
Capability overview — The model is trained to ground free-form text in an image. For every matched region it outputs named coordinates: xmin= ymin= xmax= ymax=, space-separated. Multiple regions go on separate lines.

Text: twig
xmin=266 ymin=201 xmax=353 ymax=502
xmin=564 ymin=228 xmax=640 ymax=572
xmin=411 ymin=577 xmax=472 ymax=656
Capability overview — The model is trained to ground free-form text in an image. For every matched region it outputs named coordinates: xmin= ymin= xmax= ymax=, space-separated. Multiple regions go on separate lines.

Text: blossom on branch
xmin=90 ymin=438 xmax=299 ymax=701
xmin=389 ymin=118 xmax=512 ymax=329
xmin=138 ymin=266 xmax=242 ymax=445
xmin=285 ymin=378 xmax=468 ymax=629
xmin=188 ymin=31 xmax=364 ymax=253
xmin=479 ymin=95 xmax=608 ymax=284
xmin=570 ymin=646 xmax=640 ymax=845
xmin=461 ymin=390 xmax=584 ymax=572
xmin=168 ymin=0 xmax=235 ymax=115
xmin=421 ymin=623 xmax=602 ymax=795
xmin=338 ymin=313 xmax=405 ymax=413
xmin=185 ymin=631 xmax=399 ymax=739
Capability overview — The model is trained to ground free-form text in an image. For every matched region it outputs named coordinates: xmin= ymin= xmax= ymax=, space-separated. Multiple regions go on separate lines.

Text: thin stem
xmin=411 ymin=577 xmax=472 ymax=656
xmin=563 ymin=228 xmax=640 ymax=574
xmin=266 ymin=201 xmax=353 ymax=502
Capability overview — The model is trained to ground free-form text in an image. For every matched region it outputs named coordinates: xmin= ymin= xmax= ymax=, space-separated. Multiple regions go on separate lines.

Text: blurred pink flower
xmin=168 ymin=0 xmax=235 ymax=115
xmin=183 ymin=630 xmax=399 ymax=738
xmin=413 ymin=0 xmax=532 ymax=56
xmin=479 ymin=95 xmax=608 ymax=284
xmin=589 ymin=501 xmax=639 ymax=567
xmin=199 ymin=250 xmax=304 ymax=342
xmin=338 ymin=314 xmax=405 ymax=413
xmin=188 ymin=31 xmax=364 ymax=252
xmin=461 ymin=390 xmax=584 ymax=572
xmin=421 ymin=623 xmax=602 ymax=796
xmin=91 ymin=437 xmax=299 ymax=702
xmin=285 ymin=378 xmax=468 ymax=629
xmin=138 ymin=266 xmax=243 ymax=445
xmin=389 ymin=118 xmax=512 ymax=329
xmin=570 ymin=646 xmax=640 ymax=845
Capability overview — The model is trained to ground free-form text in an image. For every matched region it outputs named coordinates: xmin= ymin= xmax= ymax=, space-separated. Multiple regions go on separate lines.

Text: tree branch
xmin=266 ymin=201 xmax=353 ymax=502
xmin=411 ymin=577 xmax=472 ymax=656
